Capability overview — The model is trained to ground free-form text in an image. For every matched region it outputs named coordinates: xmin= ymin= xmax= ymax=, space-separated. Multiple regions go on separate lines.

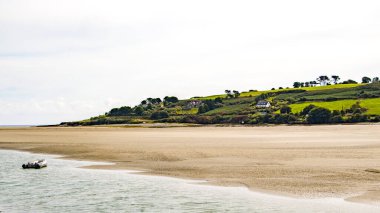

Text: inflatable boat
xmin=22 ymin=159 xmax=47 ymax=169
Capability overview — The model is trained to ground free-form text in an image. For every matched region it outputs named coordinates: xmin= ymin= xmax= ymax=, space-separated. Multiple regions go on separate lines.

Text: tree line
xmin=293 ymin=75 xmax=379 ymax=88
xmin=106 ymin=96 xmax=179 ymax=117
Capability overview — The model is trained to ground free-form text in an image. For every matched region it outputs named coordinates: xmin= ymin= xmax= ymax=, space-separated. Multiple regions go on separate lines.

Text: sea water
xmin=0 ymin=149 xmax=378 ymax=213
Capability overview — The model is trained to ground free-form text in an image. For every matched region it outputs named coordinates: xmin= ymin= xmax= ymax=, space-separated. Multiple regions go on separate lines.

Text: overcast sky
xmin=1 ymin=0 xmax=380 ymax=125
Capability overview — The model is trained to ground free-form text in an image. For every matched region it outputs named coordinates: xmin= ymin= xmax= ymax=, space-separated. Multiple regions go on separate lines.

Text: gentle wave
xmin=0 ymin=149 xmax=378 ymax=213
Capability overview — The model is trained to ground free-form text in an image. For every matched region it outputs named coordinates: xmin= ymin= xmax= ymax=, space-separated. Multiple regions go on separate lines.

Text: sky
xmin=1 ymin=0 xmax=380 ymax=125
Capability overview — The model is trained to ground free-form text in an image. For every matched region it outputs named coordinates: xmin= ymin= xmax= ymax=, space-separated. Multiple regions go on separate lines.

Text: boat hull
xmin=22 ymin=160 xmax=47 ymax=169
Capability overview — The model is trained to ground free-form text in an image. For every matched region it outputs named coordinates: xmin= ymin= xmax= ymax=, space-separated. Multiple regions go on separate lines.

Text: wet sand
xmin=0 ymin=125 xmax=379 ymax=204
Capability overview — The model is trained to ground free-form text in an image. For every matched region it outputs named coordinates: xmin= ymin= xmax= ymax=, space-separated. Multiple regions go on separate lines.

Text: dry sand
xmin=1 ymin=125 xmax=380 ymax=204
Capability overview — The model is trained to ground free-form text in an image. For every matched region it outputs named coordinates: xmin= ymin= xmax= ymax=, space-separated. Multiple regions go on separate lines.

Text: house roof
xmin=256 ymin=100 xmax=270 ymax=105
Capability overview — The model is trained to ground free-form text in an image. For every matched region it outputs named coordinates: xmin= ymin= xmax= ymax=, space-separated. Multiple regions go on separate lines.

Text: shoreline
xmin=2 ymin=148 xmax=378 ymax=208
xmin=3 ymin=149 xmax=379 ymax=212
xmin=36 ymin=122 xmax=380 ymax=128
xmin=1 ymin=125 xmax=380 ymax=206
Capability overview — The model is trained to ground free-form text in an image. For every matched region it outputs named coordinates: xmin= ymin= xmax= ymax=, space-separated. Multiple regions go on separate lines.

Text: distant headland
xmin=61 ymin=76 xmax=380 ymax=126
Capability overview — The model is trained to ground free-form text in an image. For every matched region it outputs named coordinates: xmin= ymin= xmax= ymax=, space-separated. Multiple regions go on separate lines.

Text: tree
xmin=233 ymin=90 xmax=240 ymax=98
xmin=293 ymin=82 xmax=301 ymax=88
xmin=147 ymin=98 xmax=162 ymax=104
xmin=305 ymin=82 xmax=310 ymax=87
xmin=317 ymin=76 xmax=330 ymax=86
xmin=331 ymin=75 xmax=340 ymax=84
xmin=300 ymin=82 xmax=305 ymax=87
xmin=342 ymin=79 xmax=357 ymax=84
xmin=197 ymin=104 xmax=209 ymax=114
xmin=280 ymin=105 xmax=292 ymax=114
xmin=362 ymin=76 xmax=371 ymax=83
xmin=154 ymin=98 xmax=162 ymax=104
xmin=147 ymin=98 xmax=153 ymax=103
xmin=307 ymin=107 xmax=332 ymax=124
xmin=134 ymin=106 xmax=144 ymax=116
xmin=163 ymin=96 xmax=179 ymax=104
xmin=108 ymin=106 xmax=133 ymax=116
xmin=373 ymin=77 xmax=379 ymax=83
xmin=119 ymin=106 xmax=132 ymax=115
xmin=141 ymin=100 xmax=147 ymax=105
xmin=225 ymin=90 xmax=234 ymax=98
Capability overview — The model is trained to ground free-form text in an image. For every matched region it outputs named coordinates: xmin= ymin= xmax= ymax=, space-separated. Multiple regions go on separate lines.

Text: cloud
xmin=0 ymin=0 xmax=380 ymax=124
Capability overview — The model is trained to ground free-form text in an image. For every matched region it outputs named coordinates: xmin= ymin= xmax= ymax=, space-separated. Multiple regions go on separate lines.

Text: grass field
xmin=195 ymin=84 xmax=362 ymax=100
xmin=204 ymin=103 xmax=252 ymax=115
xmin=176 ymin=108 xmax=198 ymax=115
xmin=289 ymin=98 xmax=380 ymax=115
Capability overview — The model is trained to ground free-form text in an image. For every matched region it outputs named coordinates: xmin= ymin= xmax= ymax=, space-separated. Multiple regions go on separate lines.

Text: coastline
xmin=52 ymin=122 xmax=380 ymax=128
xmin=1 ymin=125 xmax=380 ymax=205
xmin=2 ymin=149 xmax=379 ymax=213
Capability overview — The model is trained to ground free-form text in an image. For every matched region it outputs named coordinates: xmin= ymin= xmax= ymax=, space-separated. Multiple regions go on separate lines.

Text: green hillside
xmin=62 ymin=81 xmax=380 ymax=126
xmin=289 ymin=98 xmax=380 ymax=115
xmin=196 ymin=84 xmax=361 ymax=100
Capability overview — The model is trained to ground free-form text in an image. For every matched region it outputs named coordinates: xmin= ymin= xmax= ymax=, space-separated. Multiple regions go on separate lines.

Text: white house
xmin=256 ymin=100 xmax=271 ymax=108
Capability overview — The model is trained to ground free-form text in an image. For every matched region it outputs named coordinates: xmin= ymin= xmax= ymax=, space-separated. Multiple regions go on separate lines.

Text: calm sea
xmin=0 ymin=149 xmax=378 ymax=213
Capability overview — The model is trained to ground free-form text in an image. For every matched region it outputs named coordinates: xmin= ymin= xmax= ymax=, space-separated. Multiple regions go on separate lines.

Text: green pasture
xmin=195 ymin=84 xmax=361 ymax=100
xmin=289 ymin=98 xmax=380 ymax=115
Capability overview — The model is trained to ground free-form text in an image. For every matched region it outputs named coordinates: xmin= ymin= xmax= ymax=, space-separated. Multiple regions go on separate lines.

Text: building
xmin=256 ymin=100 xmax=271 ymax=108
xmin=184 ymin=100 xmax=202 ymax=110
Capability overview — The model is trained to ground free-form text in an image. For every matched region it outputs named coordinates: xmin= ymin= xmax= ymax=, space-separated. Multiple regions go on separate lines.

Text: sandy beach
xmin=1 ymin=125 xmax=379 ymax=204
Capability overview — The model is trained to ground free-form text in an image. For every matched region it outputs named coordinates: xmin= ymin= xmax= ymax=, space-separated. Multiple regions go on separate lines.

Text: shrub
xmin=280 ymin=105 xmax=291 ymax=114
xmin=330 ymin=115 xmax=344 ymax=123
xmin=332 ymin=110 xmax=341 ymax=116
xmin=307 ymin=107 xmax=332 ymax=124
xmin=370 ymin=116 xmax=380 ymax=122
xmin=229 ymin=115 xmax=249 ymax=124
xmin=212 ymin=115 xmax=225 ymax=123
xmin=198 ymin=104 xmax=209 ymax=114
xmin=324 ymin=97 xmax=338 ymax=102
xmin=347 ymin=102 xmax=367 ymax=114
xmin=347 ymin=114 xmax=369 ymax=123
xmin=150 ymin=111 xmax=169 ymax=120
xmin=197 ymin=99 xmax=223 ymax=114
xmin=272 ymin=114 xmax=297 ymax=124
xmin=301 ymin=104 xmax=316 ymax=116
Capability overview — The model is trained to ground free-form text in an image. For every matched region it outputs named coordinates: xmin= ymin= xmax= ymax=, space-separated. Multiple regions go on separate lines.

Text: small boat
xmin=22 ymin=159 xmax=47 ymax=169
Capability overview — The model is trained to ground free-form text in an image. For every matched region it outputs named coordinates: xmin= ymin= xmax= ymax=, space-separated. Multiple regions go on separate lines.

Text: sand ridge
xmin=0 ymin=125 xmax=379 ymax=204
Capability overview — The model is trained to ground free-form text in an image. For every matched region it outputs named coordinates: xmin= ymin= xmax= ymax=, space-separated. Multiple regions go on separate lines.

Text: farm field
xmin=197 ymin=84 xmax=362 ymax=100
xmin=289 ymin=98 xmax=380 ymax=115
